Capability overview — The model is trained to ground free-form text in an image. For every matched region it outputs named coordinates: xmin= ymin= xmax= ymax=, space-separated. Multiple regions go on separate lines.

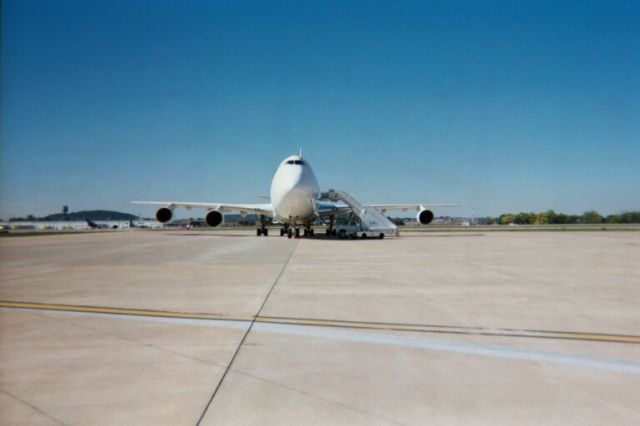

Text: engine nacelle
xmin=156 ymin=207 xmax=174 ymax=224
xmin=205 ymin=210 xmax=224 ymax=227
xmin=417 ymin=209 xmax=434 ymax=225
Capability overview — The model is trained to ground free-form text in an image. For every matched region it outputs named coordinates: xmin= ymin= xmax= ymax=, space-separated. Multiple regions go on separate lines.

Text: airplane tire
xmin=287 ymin=229 xmax=293 ymax=239
xmin=264 ymin=229 xmax=269 ymax=237
xmin=257 ymin=229 xmax=262 ymax=236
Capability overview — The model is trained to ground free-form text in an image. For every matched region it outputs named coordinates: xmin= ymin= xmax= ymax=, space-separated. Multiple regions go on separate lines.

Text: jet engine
xmin=205 ymin=210 xmax=224 ymax=227
xmin=417 ymin=209 xmax=434 ymax=225
xmin=155 ymin=207 xmax=174 ymax=224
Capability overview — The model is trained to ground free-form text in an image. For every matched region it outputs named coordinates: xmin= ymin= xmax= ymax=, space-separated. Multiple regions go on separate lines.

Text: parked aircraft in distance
xmin=133 ymin=153 xmax=456 ymax=238
xmin=85 ymin=219 xmax=110 ymax=229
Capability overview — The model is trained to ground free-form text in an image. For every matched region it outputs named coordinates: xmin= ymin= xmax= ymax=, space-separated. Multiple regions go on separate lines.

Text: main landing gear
xmin=325 ymin=214 xmax=337 ymax=237
xmin=303 ymin=226 xmax=314 ymax=237
xmin=280 ymin=224 xmax=296 ymax=239
xmin=256 ymin=215 xmax=268 ymax=237
xmin=279 ymin=219 xmax=310 ymax=239
xmin=277 ymin=217 xmax=336 ymax=239
xmin=281 ymin=226 xmax=299 ymax=239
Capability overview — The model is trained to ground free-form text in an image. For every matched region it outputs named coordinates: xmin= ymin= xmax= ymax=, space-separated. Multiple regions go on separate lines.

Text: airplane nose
xmin=282 ymin=168 xmax=304 ymax=191
xmin=279 ymin=186 xmax=313 ymax=218
xmin=290 ymin=167 xmax=304 ymax=181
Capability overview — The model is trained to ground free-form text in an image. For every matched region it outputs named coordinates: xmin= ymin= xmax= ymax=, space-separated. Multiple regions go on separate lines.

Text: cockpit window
xmin=286 ymin=160 xmax=306 ymax=165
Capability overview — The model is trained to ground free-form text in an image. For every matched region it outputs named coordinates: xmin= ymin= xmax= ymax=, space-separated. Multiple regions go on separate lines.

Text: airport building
xmin=0 ymin=220 xmax=162 ymax=231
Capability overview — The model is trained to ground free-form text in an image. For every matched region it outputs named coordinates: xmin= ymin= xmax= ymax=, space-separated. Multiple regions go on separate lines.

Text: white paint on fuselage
xmin=270 ymin=155 xmax=320 ymax=223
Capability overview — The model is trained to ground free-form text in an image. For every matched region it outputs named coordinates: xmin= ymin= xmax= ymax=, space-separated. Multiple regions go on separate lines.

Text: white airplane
xmin=133 ymin=153 xmax=456 ymax=238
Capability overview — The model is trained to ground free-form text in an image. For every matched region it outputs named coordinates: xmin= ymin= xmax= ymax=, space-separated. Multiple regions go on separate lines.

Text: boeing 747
xmin=133 ymin=154 xmax=456 ymax=238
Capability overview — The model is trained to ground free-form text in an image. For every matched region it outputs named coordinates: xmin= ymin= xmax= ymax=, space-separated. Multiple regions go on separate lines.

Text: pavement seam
xmin=195 ymin=239 xmax=300 ymax=425
xmin=0 ymin=388 xmax=68 ymax=426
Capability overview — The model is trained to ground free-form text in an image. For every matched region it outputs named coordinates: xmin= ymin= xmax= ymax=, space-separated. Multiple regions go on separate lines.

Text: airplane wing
xmin=131 ymin=201 xmax=274 ymax=217
xmin=314 ymin=202 xmax=459 ymax=217
xmin=367 ymin=204 xmax=459 ymax=213
xmin=317 ymin=202 xmax=351 ymax=218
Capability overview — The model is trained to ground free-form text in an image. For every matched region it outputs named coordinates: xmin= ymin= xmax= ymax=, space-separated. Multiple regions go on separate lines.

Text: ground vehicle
xmin=336 ymin=224 xmax=386 ymax=239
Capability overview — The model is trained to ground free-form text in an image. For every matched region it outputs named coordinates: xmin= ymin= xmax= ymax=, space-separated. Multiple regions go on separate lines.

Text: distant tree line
xmin=482 ymin=210 xmax=640 ymax=225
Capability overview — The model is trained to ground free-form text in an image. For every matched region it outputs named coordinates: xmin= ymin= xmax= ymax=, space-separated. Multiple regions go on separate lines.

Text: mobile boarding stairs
xmin=322 ymin=189 xmax=399 ymax=237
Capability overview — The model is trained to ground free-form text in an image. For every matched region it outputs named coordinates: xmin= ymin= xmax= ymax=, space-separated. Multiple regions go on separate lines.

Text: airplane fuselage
xmin=270 ymin=155 xmax=320 ymax=223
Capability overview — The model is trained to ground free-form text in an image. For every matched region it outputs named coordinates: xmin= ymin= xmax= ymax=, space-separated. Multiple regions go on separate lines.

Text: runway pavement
xmin=1 ymin=229 xmax=639 ymax=425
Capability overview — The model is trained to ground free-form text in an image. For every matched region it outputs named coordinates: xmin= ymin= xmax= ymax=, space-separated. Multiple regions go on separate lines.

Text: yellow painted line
xmin=2 ymin=300 xmax=639 ymax=344
xmin=255 ymin=317 xmax=640 ymax=344
xmin=0 ymin=300 xmax=250 ymax=322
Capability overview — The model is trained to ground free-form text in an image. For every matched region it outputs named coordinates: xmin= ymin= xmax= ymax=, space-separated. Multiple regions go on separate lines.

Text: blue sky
xmin=2 ymin=0 xmax=639 ymax=218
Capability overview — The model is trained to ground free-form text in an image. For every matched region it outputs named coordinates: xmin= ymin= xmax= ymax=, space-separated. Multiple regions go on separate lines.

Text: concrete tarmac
xmin=1 ymin=230 xmax=639 ymax=425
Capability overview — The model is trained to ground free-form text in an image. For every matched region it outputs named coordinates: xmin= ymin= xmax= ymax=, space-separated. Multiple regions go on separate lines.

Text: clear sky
xmin=2 ymin=0 xmax=639 ymax=219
